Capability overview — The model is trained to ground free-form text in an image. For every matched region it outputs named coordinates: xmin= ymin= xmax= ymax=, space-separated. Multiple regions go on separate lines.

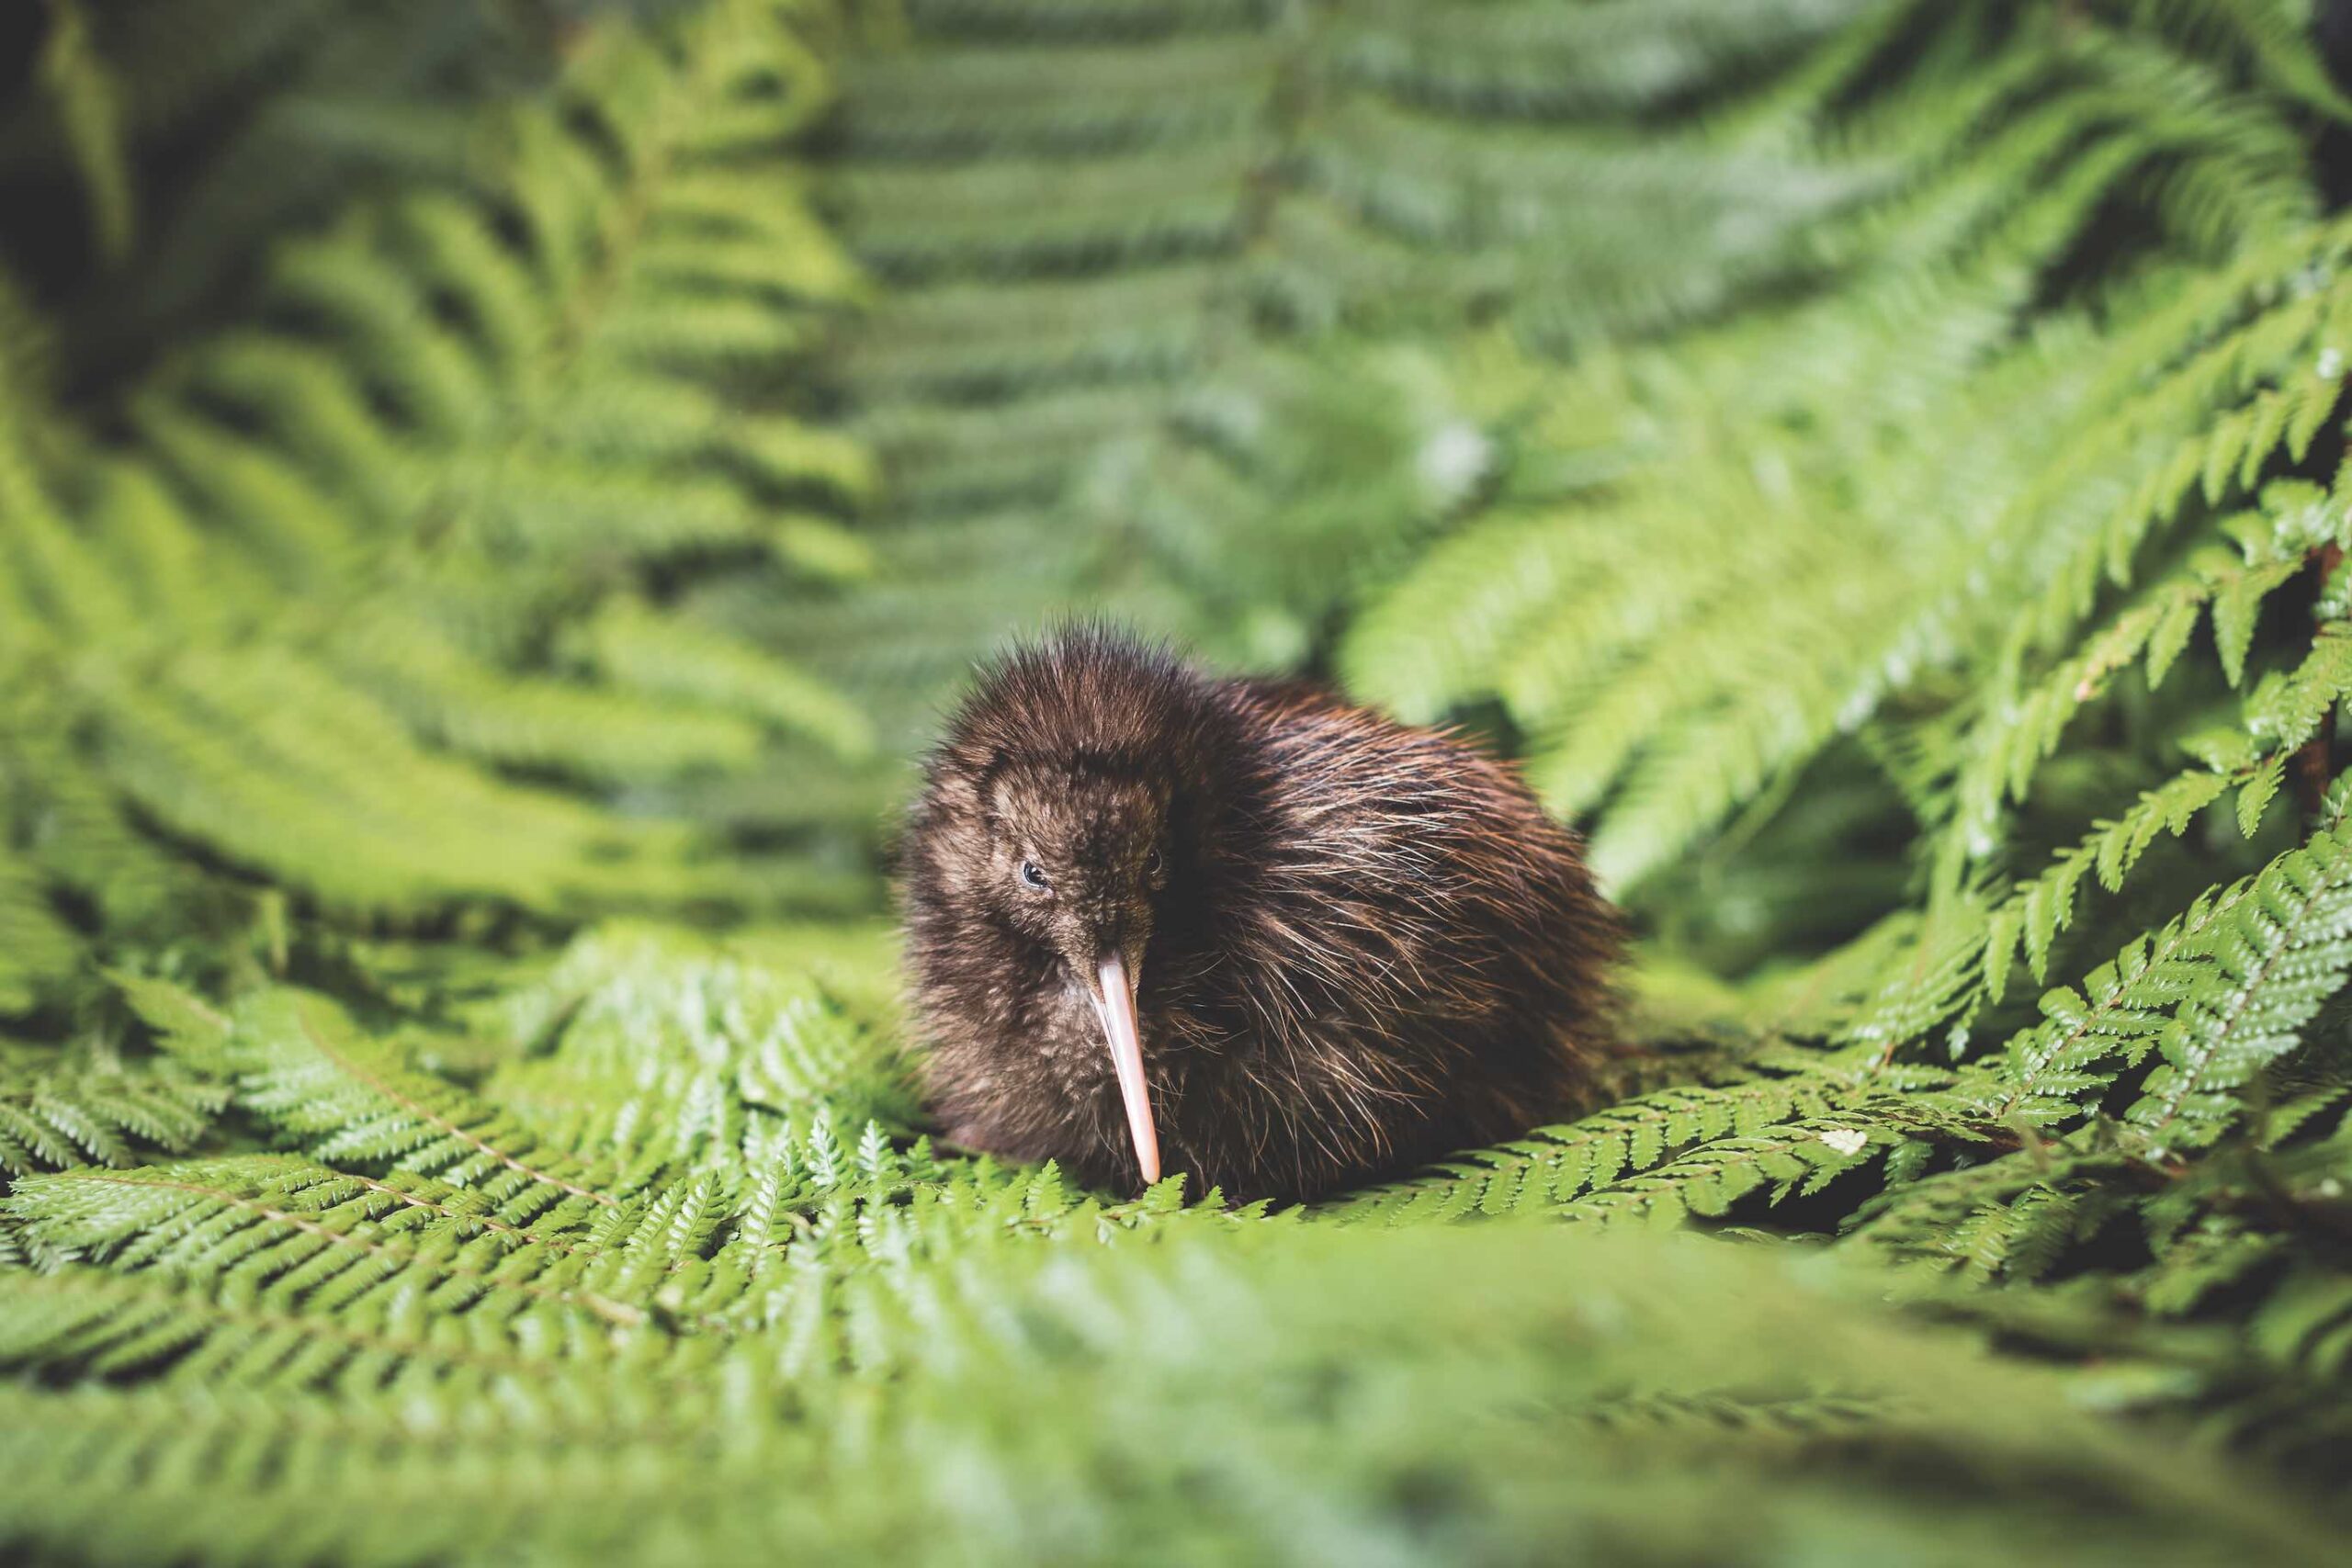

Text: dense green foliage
xmin=8 ymin=0 xmax=2352 ymax=1562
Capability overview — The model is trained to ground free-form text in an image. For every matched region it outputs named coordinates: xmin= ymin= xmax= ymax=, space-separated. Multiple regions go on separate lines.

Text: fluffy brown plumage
xmin=899 ymin=627 xmax=1622 ymax=1204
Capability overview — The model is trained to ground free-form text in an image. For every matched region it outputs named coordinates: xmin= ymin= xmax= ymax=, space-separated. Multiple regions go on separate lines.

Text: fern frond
xmin=2128 ymin=824 xmax=2352 ymax=1150
xmin=229 ymin=991 xmax=625 ymax=1212
xmin=0 ymin=1045 xmax=222 ymax=1178
xmin=478 ymin=921 xmax=917 ymax=1179
xmin=6 ymin=1223 xmax=2327 ymax=1565
xmin=1329 ymin=1027 xmax=1987 ymax=1226
xmin=0 ymin=0 xmax=883 ymax=990
xmin=0 ymin=848 xmax=82 ymax=1017
xmin=11 ymin=4 xmax=2352 ymax=1557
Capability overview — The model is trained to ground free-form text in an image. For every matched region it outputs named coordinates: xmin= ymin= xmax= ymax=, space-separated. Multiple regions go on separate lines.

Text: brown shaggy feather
xmin=900 ymin=626 xmax=1623 ymax=1204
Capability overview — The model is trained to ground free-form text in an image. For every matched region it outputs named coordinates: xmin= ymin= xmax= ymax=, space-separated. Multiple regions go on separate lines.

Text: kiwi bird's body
xmin=901 ymin=629 xmax=1621 ymax=1204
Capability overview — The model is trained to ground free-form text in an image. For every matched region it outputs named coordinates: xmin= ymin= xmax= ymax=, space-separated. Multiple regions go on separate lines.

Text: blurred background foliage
xmin=8 ymin=1 xmax=2352 ymax=1562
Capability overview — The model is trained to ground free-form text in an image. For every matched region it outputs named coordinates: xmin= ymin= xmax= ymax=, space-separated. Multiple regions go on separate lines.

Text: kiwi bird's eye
xmin=1019 ymin=860 xmax=1051 ymax=892
xmin=1145 ymin=847 xmax=1165 ymax=878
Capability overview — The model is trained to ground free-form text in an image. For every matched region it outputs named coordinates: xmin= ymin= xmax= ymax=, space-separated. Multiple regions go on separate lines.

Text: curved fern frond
xmin=0 ymin=0 xmax=881 ymax=1013
xmin=2128 ymin=824 xmax=2352 ymax=1150
xmin=229 ymin=991 xmax=625 ymax=1211
xmin=0 ymin=1046 xmax=222 ymax=1179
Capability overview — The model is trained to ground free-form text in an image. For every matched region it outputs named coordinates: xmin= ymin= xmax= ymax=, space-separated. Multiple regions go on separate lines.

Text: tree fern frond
xmin=1843 ymin=1144 xmax=2137 ymax=1280
xmin=570 ymin=598 xmax=876 ymax=764
xmin=1323 ymin=0 xmax=1885 ymax=121
xmin=1976 ymin=879 xmax=2245 ymax=1129
xmin=1325 ymin=1055 xmax=1919 ymax=1224
xmin=1984 ymin=767 xmax=2236 ymax=993
xmin=0 ymin=848 xmax=83 ymax=1018
xmin=0 ymin=0 xmax=882 ymax=988
xmin=0 ymin=1153 xmax=764 ymax=1396
xmin=477 ymin=921 xmax=917 ymax=1179
xmin=11 ymin=3 xmax=2352 ymax=1556
xmin=329 ymin=608 xmax=770 ymax=784
xmin=0 ymin=1045 xmax=223 ymax=1178
xmin=229 ymin=991 xmax=628 ymax=1212
xmin=2128 ymin=824 xmax=2352 ymax=1151
xmin=1555 ymin=1111 xmax=1923 ymax=1229
xmin=3 ymin=1224 xmax=2325 ymax=1566
xmin=2123 ymin=0 xmax=2352 ymax=122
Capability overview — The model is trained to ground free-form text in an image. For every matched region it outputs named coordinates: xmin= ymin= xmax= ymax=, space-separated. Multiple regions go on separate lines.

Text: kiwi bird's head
xmin=978 ymin=755 xmax=1170 ymax=1181
xmin=910 ymin=626 xmax=1224 ymax=1188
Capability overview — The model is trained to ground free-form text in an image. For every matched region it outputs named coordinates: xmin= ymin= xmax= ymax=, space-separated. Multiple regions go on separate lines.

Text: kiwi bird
xmin=900 ymin=627 xmax=1622 ymax=1204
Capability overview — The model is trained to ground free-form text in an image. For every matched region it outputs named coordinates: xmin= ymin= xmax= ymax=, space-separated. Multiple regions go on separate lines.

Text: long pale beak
xmin=1084 ymin=951 xmax=1160 ymax=1188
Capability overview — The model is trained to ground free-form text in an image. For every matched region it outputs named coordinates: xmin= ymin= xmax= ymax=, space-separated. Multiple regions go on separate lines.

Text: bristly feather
xmin=900 ymin=626 xmax=1623 ymax=1202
